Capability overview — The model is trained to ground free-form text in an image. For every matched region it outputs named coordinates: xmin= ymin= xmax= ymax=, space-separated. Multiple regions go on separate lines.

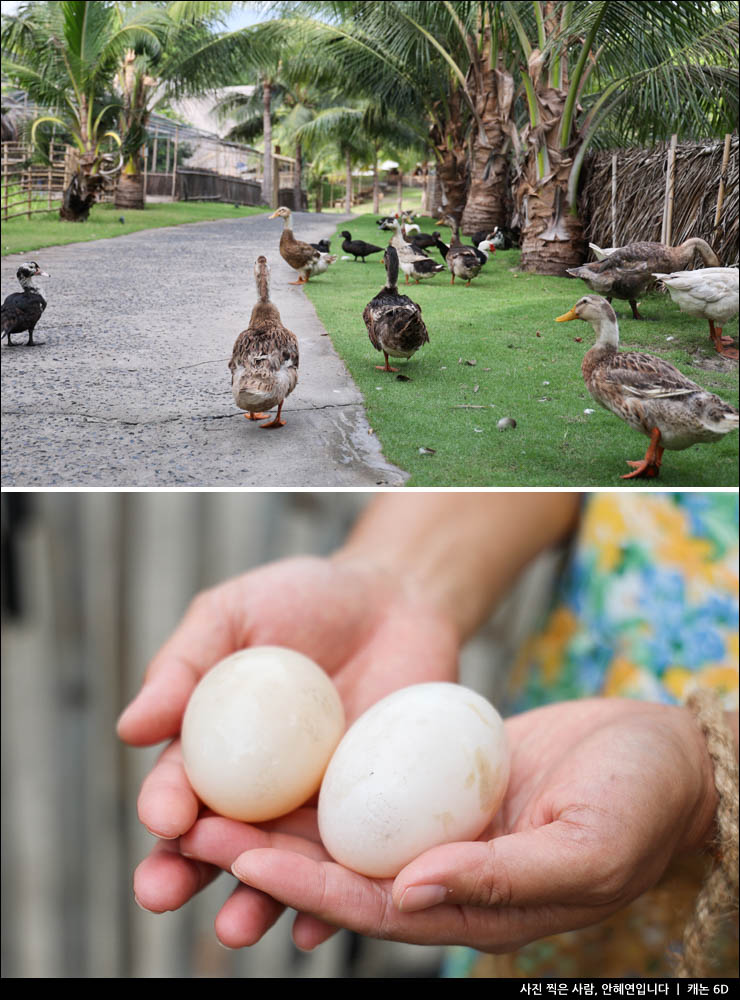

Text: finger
xmin=181 ymin=813 xmax=329 ymax=869
xmin=117 ymin=586 xmax=237 ymax=746
xmin=392 ymin=824 xmax=602 ymax=913
xmin=137 ymin=741 xmax=199 ymax=839
xmin=231 ymin=848 xmax=395 ymax=939
xmin=133 ymin=839 xmax=219 ymax=913
xmin=184 ymin=816 xmax=339 ymax=948
xmin=214 ymin=882 xmax=285 ymax=949
xmin=292 ymin=912 xmax=342 ymax=951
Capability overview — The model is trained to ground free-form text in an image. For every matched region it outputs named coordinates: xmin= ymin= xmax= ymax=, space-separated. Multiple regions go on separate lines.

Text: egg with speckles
xmin=181 ymin=646 xmax=345 ymax=822
xmin=317 ymin=682 xmax=509 ymax=878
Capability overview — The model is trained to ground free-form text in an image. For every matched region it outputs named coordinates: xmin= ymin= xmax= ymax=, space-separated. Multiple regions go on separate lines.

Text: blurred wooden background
xmin=1 ymin=492 xmax=561 ymax=979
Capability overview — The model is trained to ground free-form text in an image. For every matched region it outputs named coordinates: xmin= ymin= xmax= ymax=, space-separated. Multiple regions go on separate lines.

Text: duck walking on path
xmin=268 ymin=206 xmax=322 ymax=284
xmin=556 ymin=294 xmax=739 ymax=480
xmin=362 ymin=245 xmax=429 ymax=373
xmin=229 ymin=256 xmax=299 ymax=428
xmin=1 ymin=261 xmax=49 ymax=346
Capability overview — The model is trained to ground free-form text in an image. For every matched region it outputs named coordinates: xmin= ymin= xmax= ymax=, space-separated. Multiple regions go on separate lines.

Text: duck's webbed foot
xmin=375 ymin=352 xmax=399 ymax=373
xmin=620 ymin=428 xmax=664 ymax=479
xmin=710 ymin=322 xmax=739 ymax=360
xmin=245 ymin=411 xmax=271 ymax=420
xmin=260 ymin=403 xmax=286 ymax=428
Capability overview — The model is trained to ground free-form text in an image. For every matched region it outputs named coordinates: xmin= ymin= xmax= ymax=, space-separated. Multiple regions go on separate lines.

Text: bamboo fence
xmin=581 ymin=134 xmax=738 ymax=264
xmin=1 ymin=141 xmax=70 ymax=221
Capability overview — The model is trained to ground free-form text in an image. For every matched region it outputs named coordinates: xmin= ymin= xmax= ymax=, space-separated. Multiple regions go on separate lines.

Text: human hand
xmin=179 ymin=697 xmax=718 ymax=952
xmin=116 ymin=554 xmax=461 ymax=919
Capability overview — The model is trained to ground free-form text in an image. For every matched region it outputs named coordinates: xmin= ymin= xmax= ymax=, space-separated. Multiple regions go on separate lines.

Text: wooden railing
xmin=1 ymin=141 xmax=70 ymax=221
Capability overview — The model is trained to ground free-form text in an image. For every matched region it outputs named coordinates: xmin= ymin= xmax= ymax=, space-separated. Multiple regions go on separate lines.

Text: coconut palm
xmin=113 ymin=1 xmax=250 ymax=210
xmin=1 ymin=0 xmax=165 ymax=219
xmin=500 ymin=0 xmax=739 ymax=273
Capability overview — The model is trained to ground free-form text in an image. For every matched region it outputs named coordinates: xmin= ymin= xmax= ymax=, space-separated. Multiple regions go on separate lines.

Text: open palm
xmin=117 ymin=555 xmax=460 ymax=921
xmin=177 ymin=697 xmax=715 ymax=952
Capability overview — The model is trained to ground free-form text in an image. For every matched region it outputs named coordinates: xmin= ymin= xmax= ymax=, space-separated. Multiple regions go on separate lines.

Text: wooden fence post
xmin=48 ymin=141 xmax=54 ymax=210
xmin=611 ymin=153 xmax=618 ymax=246
xmin=2 ymin=144 xmax=8 ymax=222
xmin=714 ymin=132 xmax=732 ymax=231
xmin=171 ymin=126 xmax=179 ymax=200
xmin=661 ymin=133 xmax=677 ymax=245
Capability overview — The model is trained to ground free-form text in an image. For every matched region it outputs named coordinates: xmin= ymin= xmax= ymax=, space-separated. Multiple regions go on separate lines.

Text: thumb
xmin=117 ymin=589 xmax=238 ymax=745
xmin=392 ymin=824 xmax=599 ymax=913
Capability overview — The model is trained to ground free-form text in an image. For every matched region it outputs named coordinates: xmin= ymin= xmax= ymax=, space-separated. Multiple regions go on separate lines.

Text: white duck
xmin=653 ymin=267 xmax=739 ymax=359
xmin=389 ymin=218 xmax=445 ymax=284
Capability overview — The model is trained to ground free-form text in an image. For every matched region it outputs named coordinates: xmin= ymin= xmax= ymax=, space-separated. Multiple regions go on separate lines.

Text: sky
xmin=0 ymin=1 xmax=272 ymax=25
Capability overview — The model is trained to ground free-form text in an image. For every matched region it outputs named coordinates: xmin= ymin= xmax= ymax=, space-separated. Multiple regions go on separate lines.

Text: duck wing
xmin=599 ymin=352 xmax=701 ymax=398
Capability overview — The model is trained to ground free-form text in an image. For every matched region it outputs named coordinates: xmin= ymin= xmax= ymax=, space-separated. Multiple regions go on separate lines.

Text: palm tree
xmin=500 ymin=0 xmax=738 ymax=273
xmin=1 ymin=0 xmax=164 ymax=219
xmin=113 ymin=1 xmax=249 ymax=210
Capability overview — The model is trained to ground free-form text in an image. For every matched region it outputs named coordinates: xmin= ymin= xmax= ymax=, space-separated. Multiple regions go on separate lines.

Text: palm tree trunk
xmin=114 ymin=169 xmax=145 ymax=210
xmin=396 ymin=169 xmax=403 ymax=213
xmin=461 ymin=62 xmax=513 ymax=236
xmin=517 ymin=87 xmax=586 ymax=274
xmin=262 ymin=78 xmax=273 ymax=206
xmin=345 ymin=149 xmax=352 ymax=213
xmin=429 ymin=92 xmax=468 ymax=220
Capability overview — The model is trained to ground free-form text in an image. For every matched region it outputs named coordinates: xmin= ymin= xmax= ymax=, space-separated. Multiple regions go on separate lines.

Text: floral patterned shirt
xmin=445 ymin=491 xmax=738 ymax=979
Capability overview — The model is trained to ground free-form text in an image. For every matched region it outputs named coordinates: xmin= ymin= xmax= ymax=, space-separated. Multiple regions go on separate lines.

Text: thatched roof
xmin=581 ymin=135 xmax=738 ymax=265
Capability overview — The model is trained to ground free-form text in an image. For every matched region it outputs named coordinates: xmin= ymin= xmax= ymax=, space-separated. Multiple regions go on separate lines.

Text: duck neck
xmin=384 ymin=247 xmax=399 ymax=291
xmin=255 ymin=268 xmax=271 ymax=304
xmin=680 ymin=238 xmax=720 ymax=268
xmin=280 ymin=211 xmax=293 ymax=232
xmin=589 ymin=311 xmax=620 ymax=353
xmin=20 ymin=275 xmax=43 ymax=297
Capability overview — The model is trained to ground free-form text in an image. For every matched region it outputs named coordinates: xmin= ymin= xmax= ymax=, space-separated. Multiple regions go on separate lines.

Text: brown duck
xmin=229 ymin=256 xmax=299 ymax=428
xmin=556 ymin=295 xmax=739 ymax=479
xmin=567 ymin=238 xmax=721 ymax=319
xmin=268 ymin=206 xmax=321 ymax=284
xmin=362 ymin=246 xmax=429 ymax=372
xmin=438 ymin=215 xmax=483 ymax=286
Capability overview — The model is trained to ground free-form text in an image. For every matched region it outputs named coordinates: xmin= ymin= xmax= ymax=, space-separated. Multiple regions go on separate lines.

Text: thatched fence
xmin=581 ymin=134 xmax=738 ymax=265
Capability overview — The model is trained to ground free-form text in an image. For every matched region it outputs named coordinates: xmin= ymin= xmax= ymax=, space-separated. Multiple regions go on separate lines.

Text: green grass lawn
xmin=1 ymin=200 xmax=264 ymax=256
xmin=303 ymin=213 xmax=739 ymax=487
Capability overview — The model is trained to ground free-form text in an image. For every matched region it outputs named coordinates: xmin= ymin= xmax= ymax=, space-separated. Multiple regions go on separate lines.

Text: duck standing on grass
xmin=567 ymin=238 xmax=721 ymax=320
xmin=340 ymin=231 xmax=384 ymax=262
xmin=1 ymin=261 xmax=49 ymax=346
xmin=653 ymin=267 xmax=739 ymax=359
xmin=362 ymin=246 xmax=429 ymax=372
xmin=229 ymin=256 xmax=299 ymax=429
xmin=556 ymin=294 xmax=739 ymax=479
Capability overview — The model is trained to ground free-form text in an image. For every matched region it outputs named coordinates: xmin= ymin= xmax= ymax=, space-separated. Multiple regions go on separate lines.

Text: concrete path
xmin=1 ymin=211 xmax=406 ymax=487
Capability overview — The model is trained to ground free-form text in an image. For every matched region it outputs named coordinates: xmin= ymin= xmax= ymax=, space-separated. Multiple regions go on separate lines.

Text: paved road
xmin=1 ymin=211 xmax=406 ymax=487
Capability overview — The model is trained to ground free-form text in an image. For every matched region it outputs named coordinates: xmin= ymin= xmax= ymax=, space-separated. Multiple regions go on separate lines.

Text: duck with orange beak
xmin=556 ymin=294 xmax=739 ymax=479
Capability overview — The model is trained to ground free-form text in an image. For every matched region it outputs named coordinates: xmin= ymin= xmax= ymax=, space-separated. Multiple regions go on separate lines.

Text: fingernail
xmin=397 ymin=884 xmax=448 ymax=912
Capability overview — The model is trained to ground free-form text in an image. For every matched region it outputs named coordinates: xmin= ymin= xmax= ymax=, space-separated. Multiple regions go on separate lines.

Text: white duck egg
xmin=317 ymin=682 xmax=509 ymax=878
xmin=181 ymin=646 xmax=345 ymax=822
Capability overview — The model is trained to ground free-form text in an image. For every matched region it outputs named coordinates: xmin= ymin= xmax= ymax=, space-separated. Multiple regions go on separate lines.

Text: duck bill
xmin=267 ymin=209 xmax=282 ymax=219
xmin=555 ymin=306 xmax=579 ymax=322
